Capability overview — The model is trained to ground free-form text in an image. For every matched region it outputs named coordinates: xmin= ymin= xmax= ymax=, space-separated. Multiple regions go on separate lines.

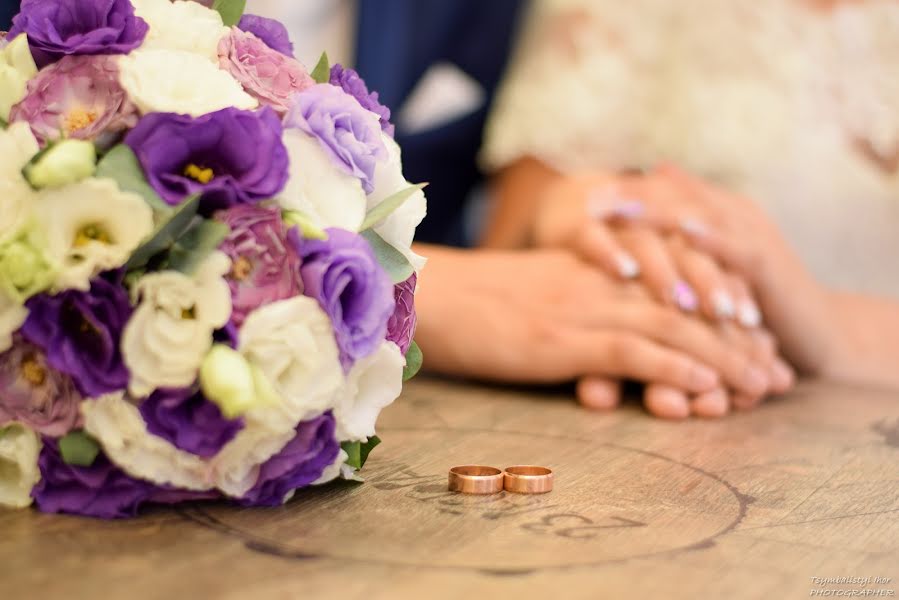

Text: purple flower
xmin=125 ymin=107 xmax=289 ymax=212
xmin=237 ymin=14 xmax=294 ymax=57
xmin=218 ymin=28 xmax=314 ymax=115
xmin=291 ymin=228 xmax=394 ymax=372
xmin=285 ymin=84 xmax=387 ymax=194
xmin=21 ymin=276 xmax=131 ymax=398
xmin=386 ymin=274 xmax=417 ymax=355
xmin=215 ymin=204 xmax=303 ymax=328
xmin=32 ymin=438 xmax=217 ymax=519
xmin=330 ymin=64 xmax=394 ymax=137
xmin=140 ymin=386 xmax=243 ymax=459
xmin=9 ymin=0 xmax=148 ymax=68
xmin=9 ymin=54 xmax=137 ymax=146
xmin=0 ymin=339 xmax=83 ymax=437
xmin=240 ymin=412 xmax=339 ymax=507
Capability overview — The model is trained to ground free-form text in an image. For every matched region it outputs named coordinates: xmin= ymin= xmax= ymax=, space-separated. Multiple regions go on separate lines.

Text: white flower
xmin=333 ymin=341 xmax=404 ymax=442
xmin=208 ymin=419 xmax=296 ymax=497
xmin=0 ymin=34 xmax=37 ymax=122
xmin=118 ymin=49 xmax=257 ymax=116
xmin=0 ymin=423 xmax=41 ymax=508
xmin=278 ymin=129 xmax=367 ymax=232
xmin=239 ymin=296 xmax=344 ymax=423
xmin=368 ymin=135 xmax=428 ymax=271
xmin=82 ymin=393 xmax=212 ymax=490
xmin=0 ymin=120 xmax=39 ymax=181
xmin=131 ymin=0 xmax=229 ymax=61
xmin=34 ymin=178 xmax=153 ymax=291
xmin=312 ymin=449 xmax=348 ymax=485
xmin=122 ymin=252 xmax=232 ymax=397
xmin=0 ymin=289 xmax=28 ymax=353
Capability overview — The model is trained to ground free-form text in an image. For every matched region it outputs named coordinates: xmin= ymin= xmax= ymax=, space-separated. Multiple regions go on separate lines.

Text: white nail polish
xmin=615 ymin=254 xmax=640 ymax=279
xmin=738 ymin=302 xmax=762 ymax=328
xmin=680 ymin=218 xmax=707 ymax=237
xmin=712 ymin=290 xmax=735 ymax=319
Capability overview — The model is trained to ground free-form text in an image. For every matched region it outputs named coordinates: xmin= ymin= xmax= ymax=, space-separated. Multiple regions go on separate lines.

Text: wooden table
xmin=2 ymin=377 xmax=897 ymax=599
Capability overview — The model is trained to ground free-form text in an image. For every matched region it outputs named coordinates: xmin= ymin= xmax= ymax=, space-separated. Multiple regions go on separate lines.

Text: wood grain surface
xmin=1 ymin=377 xmax=897 ymax=599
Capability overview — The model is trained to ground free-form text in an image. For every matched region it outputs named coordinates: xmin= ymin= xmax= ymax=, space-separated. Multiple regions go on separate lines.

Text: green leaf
xmin=402 ymin=341 xmax=423 ymax=382
xmin=310 ymin=52 xmax=330 ymax=84
xmin=360 ymin=229 xmax=414 ymax=284
xmin=212 ymin=0 xmax=246 ymax=26
xmin=59 ymin=431 xmax=100 ymax=467
xmin=341 ymin=436 xmax=382 ymax=470
xmin=95 ymin=144 xmax=171 ymax=215
xmin=360 ymin=183 xmax=427 ymax=231
xmin=125 ymin=193 xmax=201 ymax=271
xmin=283 ymin=210 xmax=328 ymax=240
xmin=166 ymin=219 xmax=230 ymax=275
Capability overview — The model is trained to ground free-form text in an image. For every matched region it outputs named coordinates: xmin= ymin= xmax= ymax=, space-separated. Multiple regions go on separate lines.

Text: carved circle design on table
xmin=178 ymin=425 xmax=753 ymax=574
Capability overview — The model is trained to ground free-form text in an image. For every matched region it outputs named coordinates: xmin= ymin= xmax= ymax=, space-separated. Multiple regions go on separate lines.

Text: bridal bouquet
xmin=0 ymin=0 xmax=426 ymax=518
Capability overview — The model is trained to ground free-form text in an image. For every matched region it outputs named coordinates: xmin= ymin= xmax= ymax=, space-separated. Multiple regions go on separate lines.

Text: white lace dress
xmin=482 ymin=0 xmax=899 ymax=297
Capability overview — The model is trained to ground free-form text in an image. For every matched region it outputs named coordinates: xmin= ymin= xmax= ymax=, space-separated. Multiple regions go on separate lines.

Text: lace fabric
xmin=482 ymin=0 xmax=899 ymax=296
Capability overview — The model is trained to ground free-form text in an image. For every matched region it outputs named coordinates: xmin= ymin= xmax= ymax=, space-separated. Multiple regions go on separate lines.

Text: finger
xmin=725 ymin=275 xmax=762 ymax=329
xmin=576 ymin=376 xmax=622 ymax=410
xmin=571 ymin=331 xmax=721 ymax=393
xmin=575 ymin=222 xmax=641 ymax=280
xmin=671 ymin=240 xmax=738 ymax=322
xmin=616 ymin=228 xmax=698 ymax=312
xmin=690 ymin=388 xmax=731 ymax=418
xmin=643 ymin=384 xmax=690 ymax=420
xmin=732 ymin=393 xmax=763 ymax=411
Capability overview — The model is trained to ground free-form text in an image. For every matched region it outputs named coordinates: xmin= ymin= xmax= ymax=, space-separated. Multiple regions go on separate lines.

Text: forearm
xmin=481 ymin=157 xmax=561 ymax=248
xmin=822 ymin=291 xmax=899 ymax=389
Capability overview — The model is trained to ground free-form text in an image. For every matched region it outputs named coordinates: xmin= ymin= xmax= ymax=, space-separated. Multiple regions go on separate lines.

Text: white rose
xmin=35 ymin=178 xmax=153 ymax=291
xmin=333 ymin=341 xmax=404 ymax=442
xmin=131 ymin=0 xmax=229 ymax=61
xmin=0 ymin=423 xmax=41 ymax=508
xmin=367 ymin=135 xmax=427 ymax=271
xmin=82 ymin=393 xmax=211 ymax=490
xmin=118 ymin=49 xmax=257 ymax=116
xmin=278 ymin=129 xmax=367 ymax=232
xmin=0 ymin=289 xmax=28 ymax=353
xmin=0 ymin=35 xmax=37 ymax=122
xmin=239 ymin=296 xmax=344 ymax=423
xmin=122 ymin=252 xmax=232 ymax=397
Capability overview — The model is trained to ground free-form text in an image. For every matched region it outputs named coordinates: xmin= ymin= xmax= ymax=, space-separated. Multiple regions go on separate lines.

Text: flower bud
xmin=23 ymin=139 xmax=97 ymax=189
xmin=0 ymin=228 xmax=55 ymax=302
xmin=199 ymin=344 xmax=256 ymax=419
xmin=0 ymin=35 xmax=37 ymax=122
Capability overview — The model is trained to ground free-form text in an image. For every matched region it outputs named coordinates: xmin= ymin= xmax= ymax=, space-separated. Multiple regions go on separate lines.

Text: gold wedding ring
xmin=448 ymin=465 xmax=504 ymax=494
xmin=503 ymin=466 xmax=554 ymax=494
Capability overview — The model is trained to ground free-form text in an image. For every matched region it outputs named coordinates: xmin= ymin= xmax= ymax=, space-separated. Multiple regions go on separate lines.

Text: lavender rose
xmin=386 ymin=274 xmax=417 ymax=355
xmin=0 ymin=340 xmax=83 ymax=437
xmin=215 ymin=204 xmax=303 ymax=327
xmin=21 ymin=275 xmax=131 ymax=398
xmin=239 ymin=411 xmax=339 ymax=507
xmin=284 ymin=84 xmax=387 ymax=194
xmin=330 ymin=64 xmax=394 ymax=137
xmin=217 ymin=28 xmax=314 ymax=115
xmin=9 ymin=0 xmax=148 ymax=68
xmin=32 ymin=438 xmax=217 ymax=519
xmin=140 ymin=386 xmax=243 ymax=459
xmin=237 ymin=14 xmax=294 ymax=57
xmin=125 ymin=107 xmax=289 ymax=212
xmin=10 ymin=55 xmax=137 ymax=146
xmin=291 ymin=228 xmax=394 ymax=372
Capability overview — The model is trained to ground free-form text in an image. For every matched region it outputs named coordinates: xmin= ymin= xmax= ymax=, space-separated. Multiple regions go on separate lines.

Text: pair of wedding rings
xmin=448 ymin=465 xmax=554 ymax=495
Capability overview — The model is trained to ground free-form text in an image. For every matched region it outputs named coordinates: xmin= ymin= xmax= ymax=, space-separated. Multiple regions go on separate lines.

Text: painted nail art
xmin=614 ymin=253 xmax=640 ymax=279
xmin=672 ymin=281 xmax=698 ymax=312
xmin=738 ymin=301 xmax=762 ymax=328
xmin=712 ymin=290 xmax=736 ymax=319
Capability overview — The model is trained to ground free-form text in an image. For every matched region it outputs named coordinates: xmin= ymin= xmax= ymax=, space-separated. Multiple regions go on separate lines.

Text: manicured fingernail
xmin=610 ymin=199 xmax=644 ymax=219
xmin=742 ymin=366 xmax=769 ymax=396
xmin=615 ymin=253 xmax=640 ymax=279
xmin=672 ymin=281 xmax=698 ymax=312
xmin=689 ymin=364 xmax=720 ymax=391
xmin=680 ymin=218 xmax=708 ymax=237
xmin=712 ymin=290 xmax=736 ymax=319
xmin=738 ymin=301 xmax=762 ymax=328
